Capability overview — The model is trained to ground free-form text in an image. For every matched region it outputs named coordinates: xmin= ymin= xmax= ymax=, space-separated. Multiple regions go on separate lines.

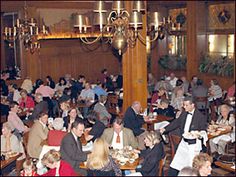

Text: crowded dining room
xmin=1 ymin=0 xmax=235 ymax=176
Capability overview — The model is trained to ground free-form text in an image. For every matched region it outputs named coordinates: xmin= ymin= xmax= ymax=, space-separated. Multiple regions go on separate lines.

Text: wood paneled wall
xmin=23 ymin=40 xmax=121 ymax=83
xmin=150 ymin=1 xmax=235 ymax=91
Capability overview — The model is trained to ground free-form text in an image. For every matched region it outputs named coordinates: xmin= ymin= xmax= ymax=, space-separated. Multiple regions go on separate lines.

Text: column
xmin=122 ymin=1 xmax=148 ymax=111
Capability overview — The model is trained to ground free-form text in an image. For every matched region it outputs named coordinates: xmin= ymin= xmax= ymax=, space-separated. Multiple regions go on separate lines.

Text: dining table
xmin=1 ymin=153 xmax=22 ymax=175
xmin=214 ymin=161 xmax=235 ymax=173
xmin=79 ymin=158 xmax=140 ymax=170
xmin=206 ymin=125 xmax=232 ymax=154
xmin=145 ymin=114 xmax=173 ymax=131
xmin=207 ymin=128 xmax=232 ymax=140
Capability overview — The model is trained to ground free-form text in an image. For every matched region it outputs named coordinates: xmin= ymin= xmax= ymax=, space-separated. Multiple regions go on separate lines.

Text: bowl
xmin=129 ymin=158 xmax=135 ymax=163
xmin=119 ymin=161 xmax=126 ymax=166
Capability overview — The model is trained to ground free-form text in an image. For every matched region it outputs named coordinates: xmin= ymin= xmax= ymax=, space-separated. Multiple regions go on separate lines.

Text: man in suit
xmin=94 ymin=95 xmax=111 ymax=126
xmin=123 ymin=101 xmax=149 ymax=150
xmin=29 ymin=93 xmax=48 ymax=120
xmin=60 ymin=118 xmax=88 ymax=176
xmin=27 ymin=112 xmax=51 ymax=159
xmin=160 ymin=96 xmax=208 ymax=176
xmin=101 ymin=118 xmax=138 ymax=149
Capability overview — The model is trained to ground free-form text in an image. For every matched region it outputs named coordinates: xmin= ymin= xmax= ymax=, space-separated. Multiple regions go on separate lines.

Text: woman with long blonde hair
xmin=86 ymin=138 xmax=121 ymax=176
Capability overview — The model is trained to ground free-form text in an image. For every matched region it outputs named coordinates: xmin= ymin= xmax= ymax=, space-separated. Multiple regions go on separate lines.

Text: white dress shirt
xmin=111 ymin=131 xmax=124 ymax=149
xmin=184 ymin=109 xmax=195 ymax=133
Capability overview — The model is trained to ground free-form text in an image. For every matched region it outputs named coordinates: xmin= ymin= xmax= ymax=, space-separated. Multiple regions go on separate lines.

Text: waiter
xmin=160 ymin=96 xmax=208 ymax=176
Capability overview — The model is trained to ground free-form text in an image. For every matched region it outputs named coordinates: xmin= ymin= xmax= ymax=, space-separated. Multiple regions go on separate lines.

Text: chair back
xmin=158 ymin=155 xmax=167 ymax=176
xmin=194 ymin=96 xmax=209 ymax=115
xmin=107 ymin=94 xmax=118 ymax=107
xmin=106 ymin=93 xmax=119 ymax=117
xmin=23 ymin=131 xmax=30 ymax=157
xmin=169 ymin=134 xmax=181 ymax=159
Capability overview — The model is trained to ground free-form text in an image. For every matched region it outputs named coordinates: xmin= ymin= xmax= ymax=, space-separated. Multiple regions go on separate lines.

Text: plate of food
xmin=183 ymin=132 xmax=197 ymax=139
xmin=217 ymin=128 xmax=226 ymax=131
xmin=6 ymin=152 xmax=19 ymax=158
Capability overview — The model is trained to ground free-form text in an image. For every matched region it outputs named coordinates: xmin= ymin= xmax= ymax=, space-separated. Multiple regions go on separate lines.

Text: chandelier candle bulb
xmin=16 ymin=19 xmax=20 ymax=28
xmin=4 ymin=27 xmax=8 ymax=36
xmin=8 ymin=28 xmax=11 ymax=36
xmin=172 ymin=23 xmax=175 ymax=30
xmin=163 ymin=17 xmax=166 ymax=24
xmin=13 ymin=27 xmax=16 ymax=36
xmin=30 ymin=26 xmax=33 ymax=35
xmin=177 ymin=23 xmax=181 ymax=30
xmin=168 ymin=16 xmax=171 ymax=23
xmin=42 ymin=25 xmax=45 ymax=34
xmin=36 ymin=27 xmax=38 ymax=35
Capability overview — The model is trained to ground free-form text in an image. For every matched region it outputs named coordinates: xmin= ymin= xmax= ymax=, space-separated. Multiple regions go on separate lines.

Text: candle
xmin=172 ymin=23 xmax=175 ymax=30
xmin=8 ymin=28 xmax=11 ymax=36
xmin=168 ymin=16 xmax=171 ymax=23
xmin=5 ymin=27 xmax=8 ymax=35
xmin=16 ymin=19 xmax=20 ymax=28
xmin=42 ymin=25 xmax=45 ymax=34
xmin=30 ymin=26 xmax=33 ymax=35
xmin=13 ymin=27 xmax=16 ymax=36
xmin=177 ymin=23 xmax=181 ymax=30
xmin=163 ymin=17 xmax=166 ymax=24
xmin=36 ymin=27 xmax=38 ymax=35
xmin=31 ymin=18 xmax=34 ymax=24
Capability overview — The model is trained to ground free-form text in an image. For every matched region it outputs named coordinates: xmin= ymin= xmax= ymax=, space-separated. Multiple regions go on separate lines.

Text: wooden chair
xmin=225 ymin=141 xmax=235 ymax=155
xmin=22 ymin=131 xmax=30 ymax=157
xmin=158 ymin=155 xmax=167 ymax=176
xmin=169 ymin=134 xmax=181 ymax=160
xmin=106 ymin=93 xmax=119 ymax=116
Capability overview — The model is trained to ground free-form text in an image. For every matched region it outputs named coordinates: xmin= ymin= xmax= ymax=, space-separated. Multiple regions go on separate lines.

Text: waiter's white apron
xmin=170 ymin=138 xmax=202 ymax=171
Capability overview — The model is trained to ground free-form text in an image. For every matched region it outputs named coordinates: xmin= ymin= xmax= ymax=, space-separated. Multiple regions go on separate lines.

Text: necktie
xmin=187 ymin=112 xmax=192 ymax=115
xmin=116 ymin=133 xmax=120 ymax=143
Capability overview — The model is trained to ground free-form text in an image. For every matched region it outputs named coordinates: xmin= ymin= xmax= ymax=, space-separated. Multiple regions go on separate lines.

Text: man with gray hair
xmin=29 ymin=93 xmax=48 ymax=120
xmin=123 ymin=101 xmax=149 ymax=150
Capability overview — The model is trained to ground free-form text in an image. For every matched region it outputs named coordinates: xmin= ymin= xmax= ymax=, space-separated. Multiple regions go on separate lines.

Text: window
xmin=208 ymin=34 xmax=235 ymax=59
xmin=168 ymin=35 xmax=186 ymax=56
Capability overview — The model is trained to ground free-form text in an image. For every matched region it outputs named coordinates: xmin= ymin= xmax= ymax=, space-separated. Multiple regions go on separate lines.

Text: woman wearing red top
xmin=19 ymin=89 xmax=35 ymax=111
xmin=41 ymin=149 xmax=77 ymax=176
xmin=47 ymin=118 xmax=67 ymax=146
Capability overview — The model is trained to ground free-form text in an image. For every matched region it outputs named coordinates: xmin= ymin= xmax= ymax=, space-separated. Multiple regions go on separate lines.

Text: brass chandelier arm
xmin=137 ymin=31 xmax=159 ymax=46
xmin=137 ymin=32 xmax=146 ymax=45
xmin=149 ymin=32 xmax=159 ymax=42
xmin=107 ymin=11 xmax=117 ymax=23
xmin=80 ymin=34 xmax=102 ymax=44
xmin=120 ymin=10 xmax=130 ymax=18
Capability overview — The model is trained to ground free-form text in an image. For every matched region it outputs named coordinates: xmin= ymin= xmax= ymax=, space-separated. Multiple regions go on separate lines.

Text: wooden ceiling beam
xmin=1 ymin=1 xmax=112 ymax=12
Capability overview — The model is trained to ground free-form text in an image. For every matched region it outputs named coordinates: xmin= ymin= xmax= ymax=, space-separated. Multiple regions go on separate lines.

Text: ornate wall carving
xmin=169 ymin=8 xmax=187 ymax=30
xmin=208 ymin=3 xmax=235 ymax=30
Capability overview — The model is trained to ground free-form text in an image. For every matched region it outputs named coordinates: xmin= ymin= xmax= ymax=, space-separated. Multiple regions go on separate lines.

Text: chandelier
xmin=3 ymin=1 xmax=48 ymax=54
xmin=74 ymin=1 xmax=181 ymax=55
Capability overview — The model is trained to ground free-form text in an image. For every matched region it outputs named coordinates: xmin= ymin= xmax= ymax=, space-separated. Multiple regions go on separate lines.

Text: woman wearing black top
xmin=85 ymin=111 xmax=106 ymax=142
xmin=46 ymin=75 xmax=55 ymax=89
xmin=132 ymin=131 xmax=165 ymax=176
